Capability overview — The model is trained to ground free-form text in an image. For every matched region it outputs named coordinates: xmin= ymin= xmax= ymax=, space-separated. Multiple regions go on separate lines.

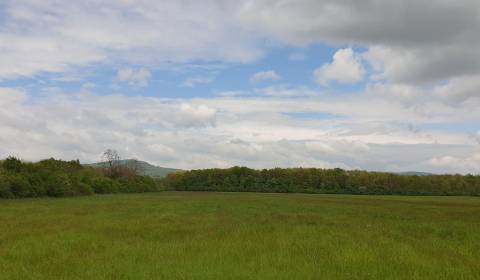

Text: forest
xmin=165 ymin=166 xmax=480 ymax=196
xmin=2 ymin=156 xmax=480 ymax=198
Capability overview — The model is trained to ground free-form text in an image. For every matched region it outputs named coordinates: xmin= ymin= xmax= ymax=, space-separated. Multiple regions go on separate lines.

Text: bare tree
xmin=101 ymin=150 xmax=145 ymax=178
xmin=102 ymin=149 xmax=120 ymax=168
xmin=101 ymin=149 xmax=121 ymax=177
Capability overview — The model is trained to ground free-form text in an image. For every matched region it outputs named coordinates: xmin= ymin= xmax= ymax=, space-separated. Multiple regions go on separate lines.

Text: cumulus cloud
xmin=0 ymin=0 xmax=262 ymax=79
xmin=314 ymin=48 xmax=364 ymax=86
xmin=178 ymin=104 xmax=217 ymax=127
xmin=116 ymin=68 xmax=151 ymax=86
xmin=433 ymin=75 xmax=480 ymax=104
xmin=1 ymin=1 xmax=480 ymax=173
xmin=0 ymin=87 xmax=478 ymax=173
xmin=0 ymin=88 xmax=220 ymax=166
xmin=1 ymin=0 xmax=480 ymax=88
xmin=427 ymin=153 xmax=480 ymax=174
xmin=250 ymin=70 xmax=281 ymax=83
xmin=239 ymin=0 xmax=480 ymax=85
xmin=363 ymin=46 xmax=480 ymax=84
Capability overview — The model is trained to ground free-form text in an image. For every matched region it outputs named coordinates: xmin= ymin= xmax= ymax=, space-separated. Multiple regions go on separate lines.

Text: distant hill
xmin=397 ymin=171 xmax=434 ymax=176
xmin=85 ymin=159 xmax=182 ymax=178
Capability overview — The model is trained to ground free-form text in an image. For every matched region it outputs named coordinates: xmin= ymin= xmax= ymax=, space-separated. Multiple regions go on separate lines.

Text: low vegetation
xmin=0 ymin=156 xmax=162 ymax=198
xmin=1 ymin=192 xmax=479 ymax=279
xmin=165 ymin=166 xmax=480 ymax=196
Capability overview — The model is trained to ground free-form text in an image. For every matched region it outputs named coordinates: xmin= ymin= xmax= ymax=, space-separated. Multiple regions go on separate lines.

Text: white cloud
xmin=365 ymin=83 xmax=426 ymax=107
xmin=1 ymin=1 xmax=480 ymax=173
xmin=427 ymin=153 xmax=480 ymax=174
xmin=1 ymin=0 xmax=479 ymax=87
xmin=239 ymin=0 xmax=480 ymax=85
xmin=217 ymin=90 xmax=251 ymax=97
xmin=1 ymin=87 xmax=479 ymax=173
xmin=364 ymin=44 xmax=480 ymax=85
xmin=0 ymin=1 xmax=262 ymax=79
xmin=0 ymin=0 xmax=479 ymax=86
xmin=179 ymin=104 xmax=217 ymax=127
xmin=254 ymin=86 xmax=317 ymax=97
xmin=433 ymin=75 xmax=480 ymax=104
xmin=0 ymin=87 xmax=27 ymax=106
xmin=314 ymin=48 xmax=364 ymax=86
xmin=250 ymin=70 xmax=281 ymax=83
xmin=81 ymin=82 xmax=96 ymax=89
xmin=116 ymin=68 xmax=151 ymax=87
xmin=182 ymin=77 xmax=214 ymax=88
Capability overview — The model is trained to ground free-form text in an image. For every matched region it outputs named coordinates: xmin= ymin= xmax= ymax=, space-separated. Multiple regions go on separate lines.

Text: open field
xmin=1 ymin=192 xmax=479 ymax=279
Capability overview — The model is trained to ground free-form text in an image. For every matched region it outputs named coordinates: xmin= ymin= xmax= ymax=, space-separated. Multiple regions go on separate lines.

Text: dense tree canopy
xmin=0 ymin=157 xmax=162 ymax=198
xmin=165 ymin=167 xmax=480 ymax=196
xmin=2 ymin=158 xmax=479 ymax=198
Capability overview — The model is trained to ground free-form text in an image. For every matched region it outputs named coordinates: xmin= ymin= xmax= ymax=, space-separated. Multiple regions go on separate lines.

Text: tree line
xmin=164 ymin=166 xmax=480 ymax=196
xmin=3 ymin=156 xmax=479 ymax=198
xmin=0 ymin=155 xmax=162 ymax=198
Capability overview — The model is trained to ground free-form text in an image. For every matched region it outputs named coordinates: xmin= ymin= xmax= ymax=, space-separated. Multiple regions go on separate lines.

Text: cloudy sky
xmin=1 ymin=0 xmax=480 ymax=174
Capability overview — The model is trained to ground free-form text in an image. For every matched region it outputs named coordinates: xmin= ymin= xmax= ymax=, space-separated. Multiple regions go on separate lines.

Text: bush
xmin=8 ymin=174 xmax=33 ymax=198
xmin=117 ymin=176 xmax=159 ymax=193
xmin=75 ymin=182 xmax=94 ymax=196
xmin=0 ymin=173 xmax=13 ymax=198
xmin=26 ymin=173 xmax=47 ymax=197
xmin=90 ymin=176 xmax=119 ymax=194
xmin=0 ymin=158 xmax=164 ymax=199
xmin=45 ymin=173 xmax=76 ymax=197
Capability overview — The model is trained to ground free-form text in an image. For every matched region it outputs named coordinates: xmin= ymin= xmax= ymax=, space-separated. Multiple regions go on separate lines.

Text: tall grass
xmin=1 ymin=192 xmax=479 ymax=279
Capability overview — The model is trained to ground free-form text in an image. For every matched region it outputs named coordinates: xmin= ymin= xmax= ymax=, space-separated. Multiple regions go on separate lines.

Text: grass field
xmin=1 ymin=192 xmax=479 ymax=279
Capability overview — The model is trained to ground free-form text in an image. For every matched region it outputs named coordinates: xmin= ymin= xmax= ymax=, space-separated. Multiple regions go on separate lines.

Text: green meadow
xmin=1 ymin=192 xmax=479 ymax=279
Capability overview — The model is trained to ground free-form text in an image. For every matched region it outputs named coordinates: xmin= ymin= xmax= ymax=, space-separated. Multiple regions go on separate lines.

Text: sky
xmin=0 ymin=0 xmax=480 ymax=174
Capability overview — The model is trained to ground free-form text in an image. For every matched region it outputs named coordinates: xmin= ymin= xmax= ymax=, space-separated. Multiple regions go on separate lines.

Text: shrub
xmin=8 ymin=174 xmax=33 ymax=198
xmin=26 ymin=173 xmax=47 ymax=197
xmin=90 ymin=176 xmax=119 ymax=194
xmin=0 ymin=157 xmax=165 ymax=199
xmin=0 ymin=173 xmax=13 ymax=198
xmin=75 ymin=182 xmax=94 ymax=196
xmin=45 ymin=173 xmax=76 ymax=197
xmin=117 ymin=176 xmax=159 ymax=193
